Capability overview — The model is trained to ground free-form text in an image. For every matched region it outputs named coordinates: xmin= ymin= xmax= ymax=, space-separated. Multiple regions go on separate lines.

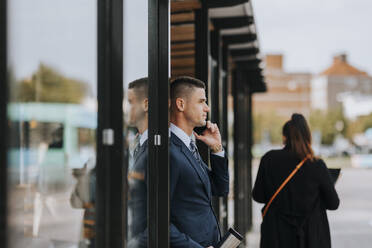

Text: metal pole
xmin=96 ymin=0 xmax=124 ymax=247
xmin=148 ymin=0 xmax=170 ymax=247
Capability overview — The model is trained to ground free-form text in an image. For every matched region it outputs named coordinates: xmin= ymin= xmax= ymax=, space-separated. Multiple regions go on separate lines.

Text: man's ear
xmin=143 ymin=98 xmax=148 ymax=112
xmin=175 ymin=98 xmax=185 ymax=112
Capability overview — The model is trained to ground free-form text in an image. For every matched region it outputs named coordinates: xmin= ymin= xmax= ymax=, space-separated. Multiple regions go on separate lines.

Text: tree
xmin=12 ymin=63 xmax=89 ymax=104
xmin=309 ymin=108 xmax=348 ymax=145
xmin=346 ymin=112 xmax=372 ymax=139
xmin=253 ymin=110 xmax=287 ymax=144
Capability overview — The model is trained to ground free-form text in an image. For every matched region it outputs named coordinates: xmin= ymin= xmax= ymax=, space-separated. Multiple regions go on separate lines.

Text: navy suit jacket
xmin=170 ymin=133 xmax=229 ymax=248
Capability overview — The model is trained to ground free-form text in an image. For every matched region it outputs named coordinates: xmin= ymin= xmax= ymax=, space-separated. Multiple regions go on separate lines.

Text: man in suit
xmin=169 ymin=76 xmax=229 ymax=248
xmin=126 ymin=77 xmax=148 ymax=247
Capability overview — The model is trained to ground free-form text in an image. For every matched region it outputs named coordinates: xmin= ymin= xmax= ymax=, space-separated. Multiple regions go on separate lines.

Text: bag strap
xmin=262 ymin=155 xmax=310 ymax=219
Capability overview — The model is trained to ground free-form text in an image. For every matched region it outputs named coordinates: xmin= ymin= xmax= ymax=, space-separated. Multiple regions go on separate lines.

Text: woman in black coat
xmin=252 ymin=113 xmax=339 ymax=248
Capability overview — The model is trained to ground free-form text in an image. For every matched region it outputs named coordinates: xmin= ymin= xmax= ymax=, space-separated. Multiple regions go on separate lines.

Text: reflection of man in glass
xmin=126 ymin=78 xmax=148 ymax=247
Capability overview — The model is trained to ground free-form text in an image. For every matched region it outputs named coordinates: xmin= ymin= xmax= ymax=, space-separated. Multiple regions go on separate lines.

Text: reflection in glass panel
xmin=123 ymin=0 xmax=148 ymax=247
xmin=7 ymin=1 xmax=97 ymax=247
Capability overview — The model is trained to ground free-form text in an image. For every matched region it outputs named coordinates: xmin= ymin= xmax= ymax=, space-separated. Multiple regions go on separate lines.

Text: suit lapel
xmin=172 ymin=134 xmax=211 ymax=199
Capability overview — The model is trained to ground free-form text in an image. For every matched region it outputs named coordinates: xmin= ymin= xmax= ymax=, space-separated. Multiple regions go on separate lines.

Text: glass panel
xmin=123 ymin=0 xmax=148 ymax=247
xmin=7 ymin=1 xmax=97 ymax=247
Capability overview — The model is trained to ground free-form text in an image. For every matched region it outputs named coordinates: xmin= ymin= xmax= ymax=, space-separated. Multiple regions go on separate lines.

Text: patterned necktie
xmin=133 ymin=134 xmax=141 ymax=159
xmin=190 ymin=139 xmax=205 ymax=173
xmin=133 ymin=143 xmax=140 ymax=160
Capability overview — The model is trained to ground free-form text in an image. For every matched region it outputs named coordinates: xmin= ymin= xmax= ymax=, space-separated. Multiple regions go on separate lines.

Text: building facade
xmin=253 ymin=54 xmax=312 ymax=117
xmin=311 ymin=54 xmax=372 ymax=111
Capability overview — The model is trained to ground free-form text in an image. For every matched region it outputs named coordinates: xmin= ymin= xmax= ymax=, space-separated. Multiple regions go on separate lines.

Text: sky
xmin=252 ymin=0 xmax=372 ymax=75
xmin=8 ymin=0 xmax=97 ymax=87
xmin=8 ymin=0 xmax=372 ymax=89
xmin=8 ymin=0 xmax=149 ymax=96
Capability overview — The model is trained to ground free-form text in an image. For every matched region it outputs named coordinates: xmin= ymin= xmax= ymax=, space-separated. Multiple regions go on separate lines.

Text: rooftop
xmin=321 ymin=54 xmax=368 ymax=76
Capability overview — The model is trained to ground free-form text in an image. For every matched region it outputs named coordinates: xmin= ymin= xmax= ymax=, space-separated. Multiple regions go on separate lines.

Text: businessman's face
xmin=127 ymin=88 xmax=147 ymax=128
xmin=185 ymin=88 xmax=210 ymax=128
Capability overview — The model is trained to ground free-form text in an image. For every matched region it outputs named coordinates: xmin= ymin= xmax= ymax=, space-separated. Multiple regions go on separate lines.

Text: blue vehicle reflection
xmin=8 ymin=103 xmax=97 ymax=190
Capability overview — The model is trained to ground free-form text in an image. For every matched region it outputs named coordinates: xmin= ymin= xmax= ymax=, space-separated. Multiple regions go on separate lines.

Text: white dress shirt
xmin=139 ymin=129 xmax=148 ymax=146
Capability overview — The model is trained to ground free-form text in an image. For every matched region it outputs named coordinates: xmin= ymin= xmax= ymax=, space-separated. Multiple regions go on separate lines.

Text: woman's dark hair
xmin=282 ymin=113 xmax=314 ymax=160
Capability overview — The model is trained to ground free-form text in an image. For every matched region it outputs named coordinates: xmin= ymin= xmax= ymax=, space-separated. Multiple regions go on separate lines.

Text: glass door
xmin=7 ymin=1 xmax=98 ymax=247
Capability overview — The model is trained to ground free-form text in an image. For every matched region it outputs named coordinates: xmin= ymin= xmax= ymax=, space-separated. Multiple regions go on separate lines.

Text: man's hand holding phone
xmin=194 ymin=121 xmax=222 ymax=153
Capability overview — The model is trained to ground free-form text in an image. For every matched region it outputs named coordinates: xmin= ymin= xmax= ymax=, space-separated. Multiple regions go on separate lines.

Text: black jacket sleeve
xmin=209 ymin=153 xmax=229 ymax=197
xmin=252 ymin=154 xmax=269 ymax=204
xmin=317 ymin=159 xmax=340 ymax=210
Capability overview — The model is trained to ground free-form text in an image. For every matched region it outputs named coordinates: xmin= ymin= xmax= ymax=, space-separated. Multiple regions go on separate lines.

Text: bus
xmin=8 ymin=103 xmax=97 ymax=191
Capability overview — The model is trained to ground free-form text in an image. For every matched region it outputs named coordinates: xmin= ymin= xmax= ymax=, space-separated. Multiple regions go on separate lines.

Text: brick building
xmin=311 ymin=54 xmax=372 ymax=111
xmin=253 ymin=54 xmax=312 ymax=117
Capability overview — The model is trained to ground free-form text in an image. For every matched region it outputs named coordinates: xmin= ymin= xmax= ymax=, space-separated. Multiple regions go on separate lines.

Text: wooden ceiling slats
xmin=171 ymin=67 xmax=195 ymax=77
xmin=171 ymin=25 xmax=195 ymax=36
xmin=171 ymin=0 xmax=201 ymax=13
xmin=171 ymin=43 xmax=195 ymax=51
xmin=170 ymin=1 xmax=265 ymax=90
xmin=171 ymin=50 xmax=195 ymax=57
xmin=171 ymin=25 xmax=195 ymax=42
xmin=171 ymin=34 xmax=195 ymax=42
xmin=171 ymin=12 xmax=195 ymax=24
xmin=170 ymin=2 xmax=200 ymax=76
xmin=171 ymin=57 xmax=195 ymax=68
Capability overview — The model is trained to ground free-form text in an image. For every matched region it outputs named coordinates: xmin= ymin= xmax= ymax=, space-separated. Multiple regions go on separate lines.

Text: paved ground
xmin=8 ymin=161 xmax=372 ymax=248
xmin=247 ymin=165 xmax=372 ymax=248
xmin=8 ymin=186 xmax=84 ymax=248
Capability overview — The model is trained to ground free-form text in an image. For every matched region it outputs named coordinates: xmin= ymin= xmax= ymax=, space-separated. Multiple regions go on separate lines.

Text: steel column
xmin=195 ymin=2 xmax=210 ymax=164
xmin=96 ymin=0 xmax=125 ymax=247
xmin=148 ymin=0 xmax=170 ymax=247
xmin=233 ymin=67 xmax=250 ymax=242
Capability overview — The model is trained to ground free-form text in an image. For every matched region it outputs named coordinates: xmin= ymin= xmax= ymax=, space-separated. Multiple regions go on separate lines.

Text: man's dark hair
xmin=128 ymin=77 xmax=148 ymax=99
xmin=170 ymin=76 xmax=206 ymax=100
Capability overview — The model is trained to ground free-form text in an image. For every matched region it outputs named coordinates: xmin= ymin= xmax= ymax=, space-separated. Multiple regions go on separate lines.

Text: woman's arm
xmin=318 ymin=160 xmax=340 ymax=210
xmin=252 ymin=155 xmax=268 ymax=204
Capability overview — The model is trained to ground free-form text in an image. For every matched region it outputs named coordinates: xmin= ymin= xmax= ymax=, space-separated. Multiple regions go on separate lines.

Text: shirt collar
xmin=139 ymin=129 xmax=148 ymax=146
xmin=170 ymin=123 xmax=195 ymax=148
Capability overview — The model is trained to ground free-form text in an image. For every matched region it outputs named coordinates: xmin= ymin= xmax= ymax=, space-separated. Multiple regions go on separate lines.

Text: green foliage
xmin=309 ymin=108 xmax=347 ymax=145
xmin=7 ymin=67 xmax=17 ymax=101
xmin=346 ymin=112 xmax=372 ymax=139
xmin=253 ymin=111 xmax=287 ymax=144
xmin=12 ymin=63 xmax=89 ymax=104
xmin=254 ymin=108 xmax=353 ymax=145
